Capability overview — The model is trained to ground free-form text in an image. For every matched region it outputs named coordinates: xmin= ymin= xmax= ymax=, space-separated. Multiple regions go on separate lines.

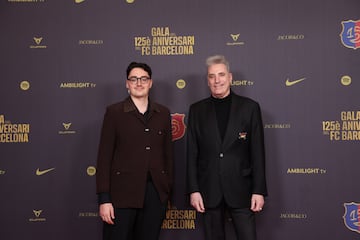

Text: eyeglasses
xmin=127 ymin=76 xmax=151 ymax=84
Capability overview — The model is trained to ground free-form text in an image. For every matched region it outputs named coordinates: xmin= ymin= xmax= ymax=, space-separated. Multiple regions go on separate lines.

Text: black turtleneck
xmin=211 ymin=92 xmax=232 ymax=141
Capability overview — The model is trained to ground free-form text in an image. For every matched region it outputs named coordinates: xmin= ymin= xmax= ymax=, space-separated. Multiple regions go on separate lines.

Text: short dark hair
xmin=126 ymin=62 xmax=152 ymax=79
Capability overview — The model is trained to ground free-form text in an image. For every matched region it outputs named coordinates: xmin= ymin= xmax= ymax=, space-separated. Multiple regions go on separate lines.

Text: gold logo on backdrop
xmin=0 ymin=169 xmax=5 ymax=175
xmin=0 ymin=115 xmax=30 ymax=143
xmin=8 ymin=0 xmax=46 ymax=2
xmin=285 ymin=77 xmax=306 ymax=87
xmin=176 ymin=79 xmax=186 ymax=89
xmin=36 ymin=168 xmax=55 ymax=176
xmin=33 ymin=37 xmax=43 ymax=45
xmin=277 ymin=34 xmax=305 ymax=41
xmin=30 ymin=36 xmax=47 ymax=49
xmin=75 ymin=0 xmax=85 ymax=3
xmin=341 ymin=75 xmax=351 ymax=86
xmin=280 ymin=213 xmax=307 ymax=219
xmin=162 ymin=207 xmax=196 ymax=229
xmin=29 ymin=210 xmax=46 ymax=222
xmin=231 ymin=79 xmax=254 ymax=86
xmin=134 ymin=26 xmax=195 ymax=56
xmin=79 ymin=212 xmax=98 ymax=217
xmin=322 ymin=111 xmax=360 ymax=141
xmin=20 ymin=81 xmax=30 ymax=90
xmin=230 ymin=34 xmax=240 ymax=41
xmin=287 ymin=168 xmax=327 ymax=174
xmin=60 ymin=82 xmax=96 ymax=88
xmin=87 ymin=166 xmax=96 ymax=176
xmin=264 ymin=123 xmax=291 ymax=129
xmin=59 ymin=123 xmax=76 ymax=134
xmin=33 ymin=210 xmax=42 ymax=217
xmin=78 ymin=40 xmax=103 ymax=45
xmin=226 ymin=33 xmax=244 ymax=46
xmin=63 ymin=123 xmax=71 ymax=130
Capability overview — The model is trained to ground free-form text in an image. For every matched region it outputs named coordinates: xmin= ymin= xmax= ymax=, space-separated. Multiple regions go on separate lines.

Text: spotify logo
xmin=20 ymin=81 xmax=30 ymax=90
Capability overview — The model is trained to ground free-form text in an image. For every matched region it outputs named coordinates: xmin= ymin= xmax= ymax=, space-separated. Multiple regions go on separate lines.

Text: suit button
xmin=219 ymin=153 xmax=224 ymax=158
xmin=145 ymin=128 xmax=150 ymax=132
xmin=145 ymin=146 xmax=151 ymax=150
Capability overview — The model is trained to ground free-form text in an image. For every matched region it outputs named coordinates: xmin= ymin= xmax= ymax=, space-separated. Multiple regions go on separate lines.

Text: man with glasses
xmin=96 ymin=62 xmax=174 ymax=240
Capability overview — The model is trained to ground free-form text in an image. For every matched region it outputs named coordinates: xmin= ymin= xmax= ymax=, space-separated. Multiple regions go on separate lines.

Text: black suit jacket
xmin=186 ymin=92 xmax=267 ymax=208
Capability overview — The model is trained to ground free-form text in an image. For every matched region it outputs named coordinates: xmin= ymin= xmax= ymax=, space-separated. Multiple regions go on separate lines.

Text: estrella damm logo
xmin=340 ymin=20 xmax=360 ymax=49
xmin=171 ymin=113 xmax=186 ymax=141
xmin=343 ymin=202 xmax=360 ymax=233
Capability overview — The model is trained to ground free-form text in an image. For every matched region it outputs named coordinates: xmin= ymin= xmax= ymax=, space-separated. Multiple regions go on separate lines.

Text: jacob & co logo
xmin=171 ymin=113 xmax=186 ymax=141
xmin=79 ymin=40 xmax=103 ymax=45
xmin=264 ymin=123 xmax=291 ymax=129
xmin=79 ymin=211 xmax=98 ymax=217
xmin=340 ymin=20 xmax=360 ymax=49
xmin=277 ymin=34 xmax=305 ymax=41
xmin=343 ymin=202 xmax=360 ymax=233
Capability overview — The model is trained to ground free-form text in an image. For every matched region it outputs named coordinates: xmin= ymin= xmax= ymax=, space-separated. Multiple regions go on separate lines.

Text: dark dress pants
xmin=103 ymin=181 xmax=167 ymax=240
xmin=203 ymin=201 xmax=256 ymax=240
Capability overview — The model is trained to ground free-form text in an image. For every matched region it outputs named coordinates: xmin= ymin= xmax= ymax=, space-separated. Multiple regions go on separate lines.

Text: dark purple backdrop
xmin=1 ymin=0 xmax=359 ymax=239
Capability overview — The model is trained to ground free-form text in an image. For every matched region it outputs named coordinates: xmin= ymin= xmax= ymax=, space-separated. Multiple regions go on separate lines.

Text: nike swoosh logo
xmin=36 ymin=168 xmax=55 ymax=176
xmin=285 ymin=77 xmax=306 ymax=86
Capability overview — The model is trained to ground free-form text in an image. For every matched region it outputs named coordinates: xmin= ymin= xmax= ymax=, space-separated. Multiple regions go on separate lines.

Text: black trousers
xmin=103 ymin=181 xmax=167 ymax=240
xmin=203 ymin=201 xmax=256 ymax=240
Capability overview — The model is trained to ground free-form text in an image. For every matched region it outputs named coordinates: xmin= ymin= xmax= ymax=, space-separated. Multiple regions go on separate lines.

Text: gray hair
xmin=205 ymin=55 xmax=230 ymax=72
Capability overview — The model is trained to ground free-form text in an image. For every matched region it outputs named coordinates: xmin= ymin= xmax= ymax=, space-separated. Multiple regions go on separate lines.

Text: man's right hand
xmin=99 ymin=203 xmax=115 ymax=225
xmin=190 ymin=192 xmax=205 ymax=213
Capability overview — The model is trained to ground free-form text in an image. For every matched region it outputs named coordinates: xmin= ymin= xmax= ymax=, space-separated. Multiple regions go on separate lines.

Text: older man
xmin=187 ymin=55 xmax=267 ymax=240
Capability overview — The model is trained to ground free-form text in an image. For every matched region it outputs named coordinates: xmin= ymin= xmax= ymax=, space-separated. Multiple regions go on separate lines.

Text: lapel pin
xmin=239 ymin=132 xmax=247 ymax=140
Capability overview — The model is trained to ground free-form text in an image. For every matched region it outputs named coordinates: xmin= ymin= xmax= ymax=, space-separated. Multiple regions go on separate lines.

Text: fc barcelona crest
xmin=343 ymin=202 xmax=360 ymax=234
xmin=171 ymin=113 xmax=186 ymax=141
xmin=340 ymin=20 xmax=360 ymax=49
